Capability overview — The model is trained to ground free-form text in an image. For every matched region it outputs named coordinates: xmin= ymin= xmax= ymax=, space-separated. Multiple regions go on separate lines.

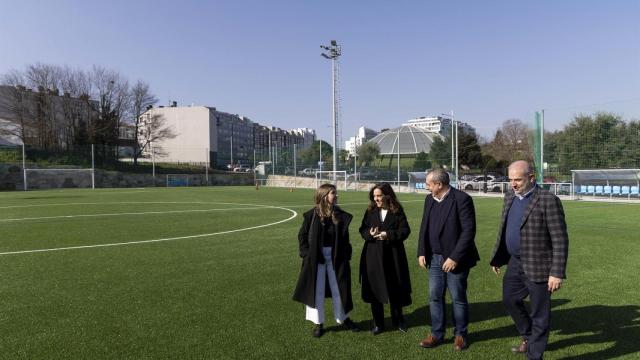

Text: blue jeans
xmin=429 ymin=254 xmax=470 ymax=339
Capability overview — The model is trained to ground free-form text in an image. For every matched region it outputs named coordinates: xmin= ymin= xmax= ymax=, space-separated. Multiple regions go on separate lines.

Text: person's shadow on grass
xmin=407 ymin=298 xmax=639 ymax=359
xmin=549 ymin=303 xmax=640 ymax=359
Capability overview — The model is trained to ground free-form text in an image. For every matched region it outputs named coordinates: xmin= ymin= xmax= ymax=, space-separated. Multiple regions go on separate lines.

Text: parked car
xmin=233 ymin=164 xmax=252 ymax=172
xmin=459 ymin=174 xmax=479 ymax=181
xmin=298 ymin=168 xmax=316 ymax=176
xmin=459 ymin=175 xmax=504 ymax=192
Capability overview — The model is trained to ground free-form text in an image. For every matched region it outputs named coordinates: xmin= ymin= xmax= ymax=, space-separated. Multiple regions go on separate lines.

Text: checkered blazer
xmin=490 ymin=186 xmax=569 ymax=282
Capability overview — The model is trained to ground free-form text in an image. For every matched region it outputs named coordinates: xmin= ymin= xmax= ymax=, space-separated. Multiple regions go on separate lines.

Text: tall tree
xmin=484 ymin=119 xmax=530 ymax=162
xmin=0 ymin=72 xmax=35 ymax=145
xmin=299 ymin=140 xmax=332 ymax=168
xmin=457 ymin=130 xmax=483 ymax=168
xmin=356 ymin=141 xmax=380 ymax=166
xmin=428 ymin=135 xmax=451 ymax=168
xmin=413 ymin=151 xmax=431 ymax=171
xmin=130 ymin=80 xmax=158 ymax=165
xmin=555 ymin=112 xmax=630 ymax=172
xmin=89 ymin=66 xmax=130 ymax=162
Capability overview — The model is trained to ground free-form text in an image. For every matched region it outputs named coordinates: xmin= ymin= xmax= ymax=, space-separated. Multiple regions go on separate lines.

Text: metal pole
xmin=354 ymin=151 xmax=357 ymax=191
xmin=268 ymin=130 xmax=271 ymax=165
xmin=230 ymin=127 xmax=233 ymax=168
xmin=294 ymin=143 xmax=297 ymax=188
xmin=205 ymin=147 xmax=209 ymax=185
xmin=454 ymin=110 xmax=458 ymax=187
xmin=397 ymin=128 xmax=400 ymax=187
xmin=451 ymin=114 xmax=454 ymax=172
xmin=151 ymin=141 xmax=155 ymax=185
xmin=319 ymin=140 xmax=322 ymax=173
xmin=22 ymin=142 xmax=26 ymax=191
xmin=541 ymin=109 xmax=545 ymax=183
xmin=91 ymin=144 xmax=95 ymax=189
xmin=332 ymin=57 xmax=337 ymax=181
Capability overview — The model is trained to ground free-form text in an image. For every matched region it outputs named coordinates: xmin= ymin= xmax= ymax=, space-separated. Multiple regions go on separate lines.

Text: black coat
xmin=292 ymin=207 xmax=354 ymax=313
xmin=417 ymin=187 xmax=480 ymax=270
xmin=358 ymin=207 xmax=412 ymax=306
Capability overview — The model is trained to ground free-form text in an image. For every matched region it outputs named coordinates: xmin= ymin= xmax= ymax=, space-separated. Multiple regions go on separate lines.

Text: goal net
xmin=315 ymin=171 xmax=348 ymax=191
xmin=24 ymin=168 xmax=95 ymax=190
xmin=166 ymin=174 xmax=190 ymax=187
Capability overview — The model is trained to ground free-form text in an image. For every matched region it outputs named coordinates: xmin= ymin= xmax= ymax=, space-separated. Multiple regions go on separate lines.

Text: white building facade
xmin=345 ymin=126 xmax=379 ymax=156
xmin=146 ymin=105 xmax=316 ymax=169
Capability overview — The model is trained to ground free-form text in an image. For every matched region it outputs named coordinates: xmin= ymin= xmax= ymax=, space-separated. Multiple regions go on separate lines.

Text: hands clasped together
xmin=369 ymin=227 xmax=388 ymax=241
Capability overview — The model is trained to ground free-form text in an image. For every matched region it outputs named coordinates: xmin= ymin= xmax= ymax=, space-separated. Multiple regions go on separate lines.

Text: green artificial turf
xmin=0 ymin=186 xmax=638 ymax=359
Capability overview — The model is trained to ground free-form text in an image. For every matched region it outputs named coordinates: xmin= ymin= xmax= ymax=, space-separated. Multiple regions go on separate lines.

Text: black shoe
xmin=312 ymin=324 xmax=324 ymax=338
xmin=371 ymin=326 xmax=385 ymax=335
xmin=342 ymin=318 xmax=361 ymax=332
xmin=511 ymin=338 xmax=527 ymax=353
xmin=397 ymin=322 xmax=408 ymax=333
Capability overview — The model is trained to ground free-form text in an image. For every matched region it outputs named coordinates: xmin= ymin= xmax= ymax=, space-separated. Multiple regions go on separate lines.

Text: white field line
xmin=0 ymin=207 xmax=272 ymax=223
xmin=0 ymin=205 xmax=297 ymax=256
xmin=0 ymin=199 xmax=426 ymax=211
xmin=0 ymin=201 xmax=258 ymax=210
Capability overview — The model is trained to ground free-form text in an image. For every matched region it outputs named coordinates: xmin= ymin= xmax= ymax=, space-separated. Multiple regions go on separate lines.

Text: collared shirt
xmin=515 ymin=183 xmax=536 ymax=200
xmin=432 ymin=187 xmax=451 ymax=203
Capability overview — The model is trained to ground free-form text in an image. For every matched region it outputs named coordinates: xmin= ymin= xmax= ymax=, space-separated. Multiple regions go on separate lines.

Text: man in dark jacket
xmin=490 ymin=160 xmax=568 ymax=360
xmin=417 ymin=169 xmax=479 ymax=351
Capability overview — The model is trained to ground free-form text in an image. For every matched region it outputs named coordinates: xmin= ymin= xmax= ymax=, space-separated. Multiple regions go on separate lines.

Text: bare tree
xmin=0 ymin=84 xmax=35 ymax=145
xmin=89 ymin=66 xmax=130 ymax=162
xmin=59 ymin=65 xmax=91 ymax=97
xmin=485 ymin=119 xmax=530 ymax=162
xmin=25 ymin=63 xmax=62 ymax=90
xmin=57 ymin=67 xmax=93 ymax=149
xmin=136 ymin=112 xmax=176 ymax=159
xmin=19 ymin=63 xmax=66 ymax=149
xmin=1 ymin=72 xmax=29 ymax=145
xmin=130 ymin=80 xmax=158 ymax=165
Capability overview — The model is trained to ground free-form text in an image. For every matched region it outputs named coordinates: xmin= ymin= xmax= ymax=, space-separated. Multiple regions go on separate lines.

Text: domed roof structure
xmin=367 ymin=125 xmax=443 ymax=155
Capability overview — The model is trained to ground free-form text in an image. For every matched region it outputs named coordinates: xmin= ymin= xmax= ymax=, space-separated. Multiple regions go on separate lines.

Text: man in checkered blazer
xmin=490 ymin=160 xmax=569 ymax=360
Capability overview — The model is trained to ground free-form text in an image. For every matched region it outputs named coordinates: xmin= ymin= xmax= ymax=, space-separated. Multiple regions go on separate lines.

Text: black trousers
xmin=503 ymin=256 xmax=551 ymax=360
xmin=371 ymin=301 xmax=404 ymax=328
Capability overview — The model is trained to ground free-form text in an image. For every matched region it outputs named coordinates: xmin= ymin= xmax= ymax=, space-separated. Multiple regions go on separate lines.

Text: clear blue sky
xmin=1 ymin=0 xmax=638 ymax=141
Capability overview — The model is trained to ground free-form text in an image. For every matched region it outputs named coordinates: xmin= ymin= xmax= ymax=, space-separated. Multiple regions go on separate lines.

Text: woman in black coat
xmin=359 ymin=182 xmax=412 ymax=335
xmin=292 ymin=183 xmax=360 ymax=337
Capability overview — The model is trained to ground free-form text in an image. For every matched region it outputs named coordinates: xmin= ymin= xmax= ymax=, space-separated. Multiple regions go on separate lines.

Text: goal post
xmin=166 ymin=174 xmax=190 ymax=187
xmin=24 ymin=168 xmax=95 ymax=190
xmin=315 ymin=171 xmax=348 ymax=191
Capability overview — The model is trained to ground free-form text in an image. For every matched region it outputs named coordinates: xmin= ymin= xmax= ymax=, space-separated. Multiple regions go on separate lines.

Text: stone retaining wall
xmin=0 ymin=164 xmax=253 ymax=190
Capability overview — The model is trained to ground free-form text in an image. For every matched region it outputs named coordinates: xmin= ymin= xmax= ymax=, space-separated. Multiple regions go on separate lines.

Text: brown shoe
xmin=511 ymin=338 xmax=527 ymax=353
xmin=419 ymin=334 xmax=442 ymax=348
xmin=453 ymin=335 xmax=468 ymax=351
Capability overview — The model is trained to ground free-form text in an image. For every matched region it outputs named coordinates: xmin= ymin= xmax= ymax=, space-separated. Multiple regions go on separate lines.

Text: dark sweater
xmin=428 ymin=195 xmax=452 ymax=255
xmin=505 ymin=193 xmax=533 ymax=257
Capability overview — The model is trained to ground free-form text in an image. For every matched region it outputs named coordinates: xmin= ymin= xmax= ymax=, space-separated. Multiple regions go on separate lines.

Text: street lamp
xmin=320 ymin=40 xmax=341 ymax=181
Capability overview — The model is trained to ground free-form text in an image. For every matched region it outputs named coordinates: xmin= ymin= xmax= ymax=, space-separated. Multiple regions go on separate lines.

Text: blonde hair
xmin=314 ymin=183 xmax=338 ymax=223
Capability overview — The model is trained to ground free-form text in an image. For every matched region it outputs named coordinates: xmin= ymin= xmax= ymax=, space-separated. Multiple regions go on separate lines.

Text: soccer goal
xmin=315 ymin=171 xmax=348 ymax=191
xmin=24 ymin=168 xmax=95 ymax=190
xmin=166 ymin=174 xmax=190 ymax=187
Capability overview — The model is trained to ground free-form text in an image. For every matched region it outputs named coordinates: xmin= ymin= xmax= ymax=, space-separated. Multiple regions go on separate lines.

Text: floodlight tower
xmin=321 ymin=40 xmax=341 ymax=180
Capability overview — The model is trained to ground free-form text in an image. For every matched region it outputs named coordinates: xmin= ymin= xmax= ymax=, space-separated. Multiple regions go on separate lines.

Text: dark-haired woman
xmin=293 ymin=183 xmax=360 ymax=337
xmin=359 ymin=182 xmax=412 ymax=335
